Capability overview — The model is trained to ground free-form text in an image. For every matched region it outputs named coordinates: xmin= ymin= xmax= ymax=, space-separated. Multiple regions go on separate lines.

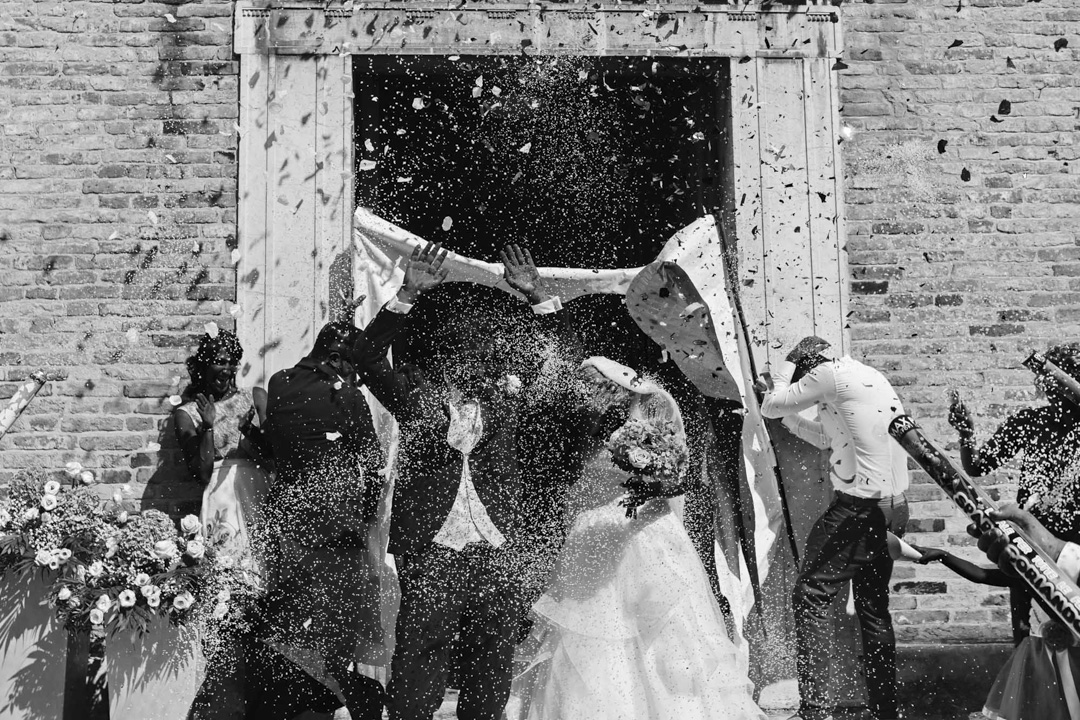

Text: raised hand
xmin=500 ymin=244 xmax=548 ymax=305
xmin=338 ymin=291 xmax=368 ymax=323
xmin=947 ymin=388 xmax=974 ymax=438
xmin=400 ymin=242 xmax=449 ymax=303
xmin=194 ymin=393 xmax=216 ymax=429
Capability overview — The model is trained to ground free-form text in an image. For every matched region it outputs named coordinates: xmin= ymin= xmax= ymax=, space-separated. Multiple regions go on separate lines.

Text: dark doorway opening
xmin=352 ymin=53 xmax=744 ymax=688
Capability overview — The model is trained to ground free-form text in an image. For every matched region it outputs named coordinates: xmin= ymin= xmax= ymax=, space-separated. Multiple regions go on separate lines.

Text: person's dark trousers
xmin=242 ymin=640 xmax=341 ymax=719
xmin=793 ymin=492 xmax=909 ymax=720
xmin=388 ymin=543 xmax=519 ymax=720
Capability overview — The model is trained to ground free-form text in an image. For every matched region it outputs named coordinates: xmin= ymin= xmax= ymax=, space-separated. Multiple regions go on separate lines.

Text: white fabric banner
xmin=351 ymin=208 xmax=784 ymax=643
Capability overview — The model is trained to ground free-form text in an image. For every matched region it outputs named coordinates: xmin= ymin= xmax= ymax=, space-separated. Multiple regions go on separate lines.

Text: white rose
xmin=95 ymin=594 xmax=112 ymax=612
xmin=57 ymin=587 xmax=72 ymax=602
xmin=47 ymin=558 xmax=60 ymax=570
xmin=152 ymin=540 xmax=178 ymax=560
xmin=33 ymin=549 xmax=52 ymax=567
xmin=140 ymin=584 xmax=160 ymax=598
xmin=627 ymin=447 xmax=653 ymax=469
xmin=22 ymin=508 xmax=39 ymax=522
xmin=88 ymin=561 xmax=105 ymax=579
xmin=117 ymin=511 xmax=128 ymax=524
xmin=69 ymin=596 xmax=80 ymax=608
xmin=146 ymin=594 xmax=160 ymax=608
xmin=179 ymin=515 xmax=201 ymax=536
xmin=53 ymin=548 xmax=72 ymax=564
xmin=40 ymin=494 xmax=57 ymax=511
xmin=64 ymin=462 xmax=83 ymax=478
xmin=118 ymin=589 xmax=137 ymax=608
xmin=184 ymin=540 xmax=205 ymax=560
xmin=212 ymin=601 xmax=229 ymax=620
xmin=172 ymin=591 xmax=194 ymax=611
xmin=134 ymin=573 xmax=150 ymax=587
xmin=43 ymin=480 xmax=61 ymax=496
xmin=89 ymin=608 xmax=104 ymax=626
xmin=79 ymin=470 xmax=95 ymax=486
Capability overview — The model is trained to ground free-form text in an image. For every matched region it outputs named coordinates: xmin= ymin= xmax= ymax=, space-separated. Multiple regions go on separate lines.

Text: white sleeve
xmin=385 ymin=296 xmax=413 ymax=314
xmin=760 ymin=360 xmax=836 ymax=418
xmin=782 ymin=415 xmax=830 ymax=450
xmin=531 ymin=296 xmax=563 ymax=315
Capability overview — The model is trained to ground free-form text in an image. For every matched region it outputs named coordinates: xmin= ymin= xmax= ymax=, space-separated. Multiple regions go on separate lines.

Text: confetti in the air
xmin=412 ymin=98 xmax=425 ymax=110
xmin=228 ymin=304 xmax=242 ymax=317
xmin=442 ymin=217 xmax=453 ymax=231
xmin=326 ymin=432 xmax=342 ymax=441
xmin=961 ymin=168 xmax=972 ymax=182
xmin=126 ymin=328 xmax=140 ymax=344
xmin=231 ymin=249 xmax=242 ymax=264
xmin=108 ymin=230 xmax=120 ymax=241
xmin=147 ymin=210 xmax=158 ymax=226
xmin=169 ymin=395 xmax=183 ymax=406
xmin=519 ymin=142 xmax=532 ymax=154
xmin=164 ymin=13 xmax=176 ymax=23
xmin=147 ymin=442 xmax=161 ymax=453
xmin=359 ymin=160 xmax=378 ymax=171
xmin=204 ymin=322 xmax=219 ymax=338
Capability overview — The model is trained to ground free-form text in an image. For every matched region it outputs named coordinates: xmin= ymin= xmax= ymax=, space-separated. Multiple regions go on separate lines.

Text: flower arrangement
xmin=0 ymin=469 xmax=260 ymax=638
xmin=606 ymin=417 xmax=689 ymax=481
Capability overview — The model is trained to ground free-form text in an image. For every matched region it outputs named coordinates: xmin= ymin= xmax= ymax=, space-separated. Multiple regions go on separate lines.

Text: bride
xmin=508 ymin=356 xmax=767 ymax=720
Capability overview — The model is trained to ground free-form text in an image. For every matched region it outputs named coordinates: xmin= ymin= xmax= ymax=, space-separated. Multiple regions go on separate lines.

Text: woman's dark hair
xmin=1046 ymin=343 xmax=1080 ymax=382
xmin=184 ymin=330 xmax=243 ymax=393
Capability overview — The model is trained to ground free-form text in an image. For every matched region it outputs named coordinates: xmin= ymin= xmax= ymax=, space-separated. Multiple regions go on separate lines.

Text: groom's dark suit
xmin=365 ymin=299 xmax=575 ymax=720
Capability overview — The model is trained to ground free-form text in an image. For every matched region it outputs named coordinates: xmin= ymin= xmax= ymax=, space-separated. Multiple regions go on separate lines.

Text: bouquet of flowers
xmin=0 ymin=470 xmax=261 ymax=639
xmin=606 ymin=417 xmax=689 ymax=481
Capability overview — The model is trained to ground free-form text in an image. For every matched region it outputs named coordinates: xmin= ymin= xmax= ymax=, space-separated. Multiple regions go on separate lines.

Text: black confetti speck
xmin=948 ymin=40 xmax=963 ymax=49
xmin=998 ymin=99 xmax=1011 ymax=115
xmin=937 ymin=139 xmax=948 ymax=154
xmin=1055 ymin=38 xmax=1069 ymax=52
xmin=961 ymin=168 xmax=971 ymax=182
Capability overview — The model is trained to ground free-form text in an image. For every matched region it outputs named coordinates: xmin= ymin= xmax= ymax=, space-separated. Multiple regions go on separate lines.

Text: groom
xmin=365 ymin=245 xmax=576 ymax=720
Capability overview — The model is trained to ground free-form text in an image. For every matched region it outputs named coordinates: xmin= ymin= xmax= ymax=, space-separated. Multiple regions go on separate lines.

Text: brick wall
xmin=842 ymin=0 xmax=1080 ymax=643
xmin=2 ymin=0 xmax=1077 ymax=648
xmin=0 ymin=0 xmax=238 ymax=513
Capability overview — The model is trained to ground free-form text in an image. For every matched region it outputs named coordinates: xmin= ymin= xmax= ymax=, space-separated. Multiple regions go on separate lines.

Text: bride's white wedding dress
xmin=508 ymin=435 xmax=767 ymax=720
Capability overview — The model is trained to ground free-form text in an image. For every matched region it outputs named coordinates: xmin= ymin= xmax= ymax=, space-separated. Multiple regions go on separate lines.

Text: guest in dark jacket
xmin=253 ymin=243 xmax=448 ymax=720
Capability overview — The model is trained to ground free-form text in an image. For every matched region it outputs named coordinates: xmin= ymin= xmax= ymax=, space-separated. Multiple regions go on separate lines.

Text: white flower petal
xmin=442 ymin=217 xmax=453 ymax=232
xmin=412 ymin=97 xmax=425 ymax=110
xmin=204 ymin=321 xmax=219 ymax=338
xmin=518 ymin=142 xmax=531 ymax=154
xmin=168 ymin=395 xmax=183 ymax=406
xmin=147 ymin=442 xmax=160 ymax=452
xmin=147 ymin=210 xmax=158 ymax=226
xmin=359 ymin=160 xmax=378 ymax=171
xmin=325 ymin=431 xmax=342 ymax=441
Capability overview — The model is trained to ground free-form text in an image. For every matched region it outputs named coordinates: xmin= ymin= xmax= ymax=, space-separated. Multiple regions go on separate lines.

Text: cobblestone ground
xmin=317 ymin=692 xmax=984 ymax=720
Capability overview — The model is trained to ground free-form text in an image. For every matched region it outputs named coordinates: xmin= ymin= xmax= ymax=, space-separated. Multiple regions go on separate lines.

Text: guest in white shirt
xmin=757 ymin=336 xmax=909 ymax=720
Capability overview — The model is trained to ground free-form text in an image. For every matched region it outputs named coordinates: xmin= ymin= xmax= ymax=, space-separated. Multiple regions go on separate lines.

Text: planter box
xmin=0 ymin=573 xmax=67 ymax=720
xmin=105 ymin=618 xmax=201 ymax=720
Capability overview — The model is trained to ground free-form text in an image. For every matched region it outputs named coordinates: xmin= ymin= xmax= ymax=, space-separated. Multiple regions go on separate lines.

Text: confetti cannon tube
xmin=889 ymin=415 xmax=1080 ymax=639
xmin=0 ymin=371 xmax=49 ymax=441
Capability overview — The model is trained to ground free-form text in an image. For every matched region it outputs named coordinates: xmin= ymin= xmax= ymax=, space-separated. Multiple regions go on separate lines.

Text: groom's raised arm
xmin=351 ymin=241 xmax=449 ymax=376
